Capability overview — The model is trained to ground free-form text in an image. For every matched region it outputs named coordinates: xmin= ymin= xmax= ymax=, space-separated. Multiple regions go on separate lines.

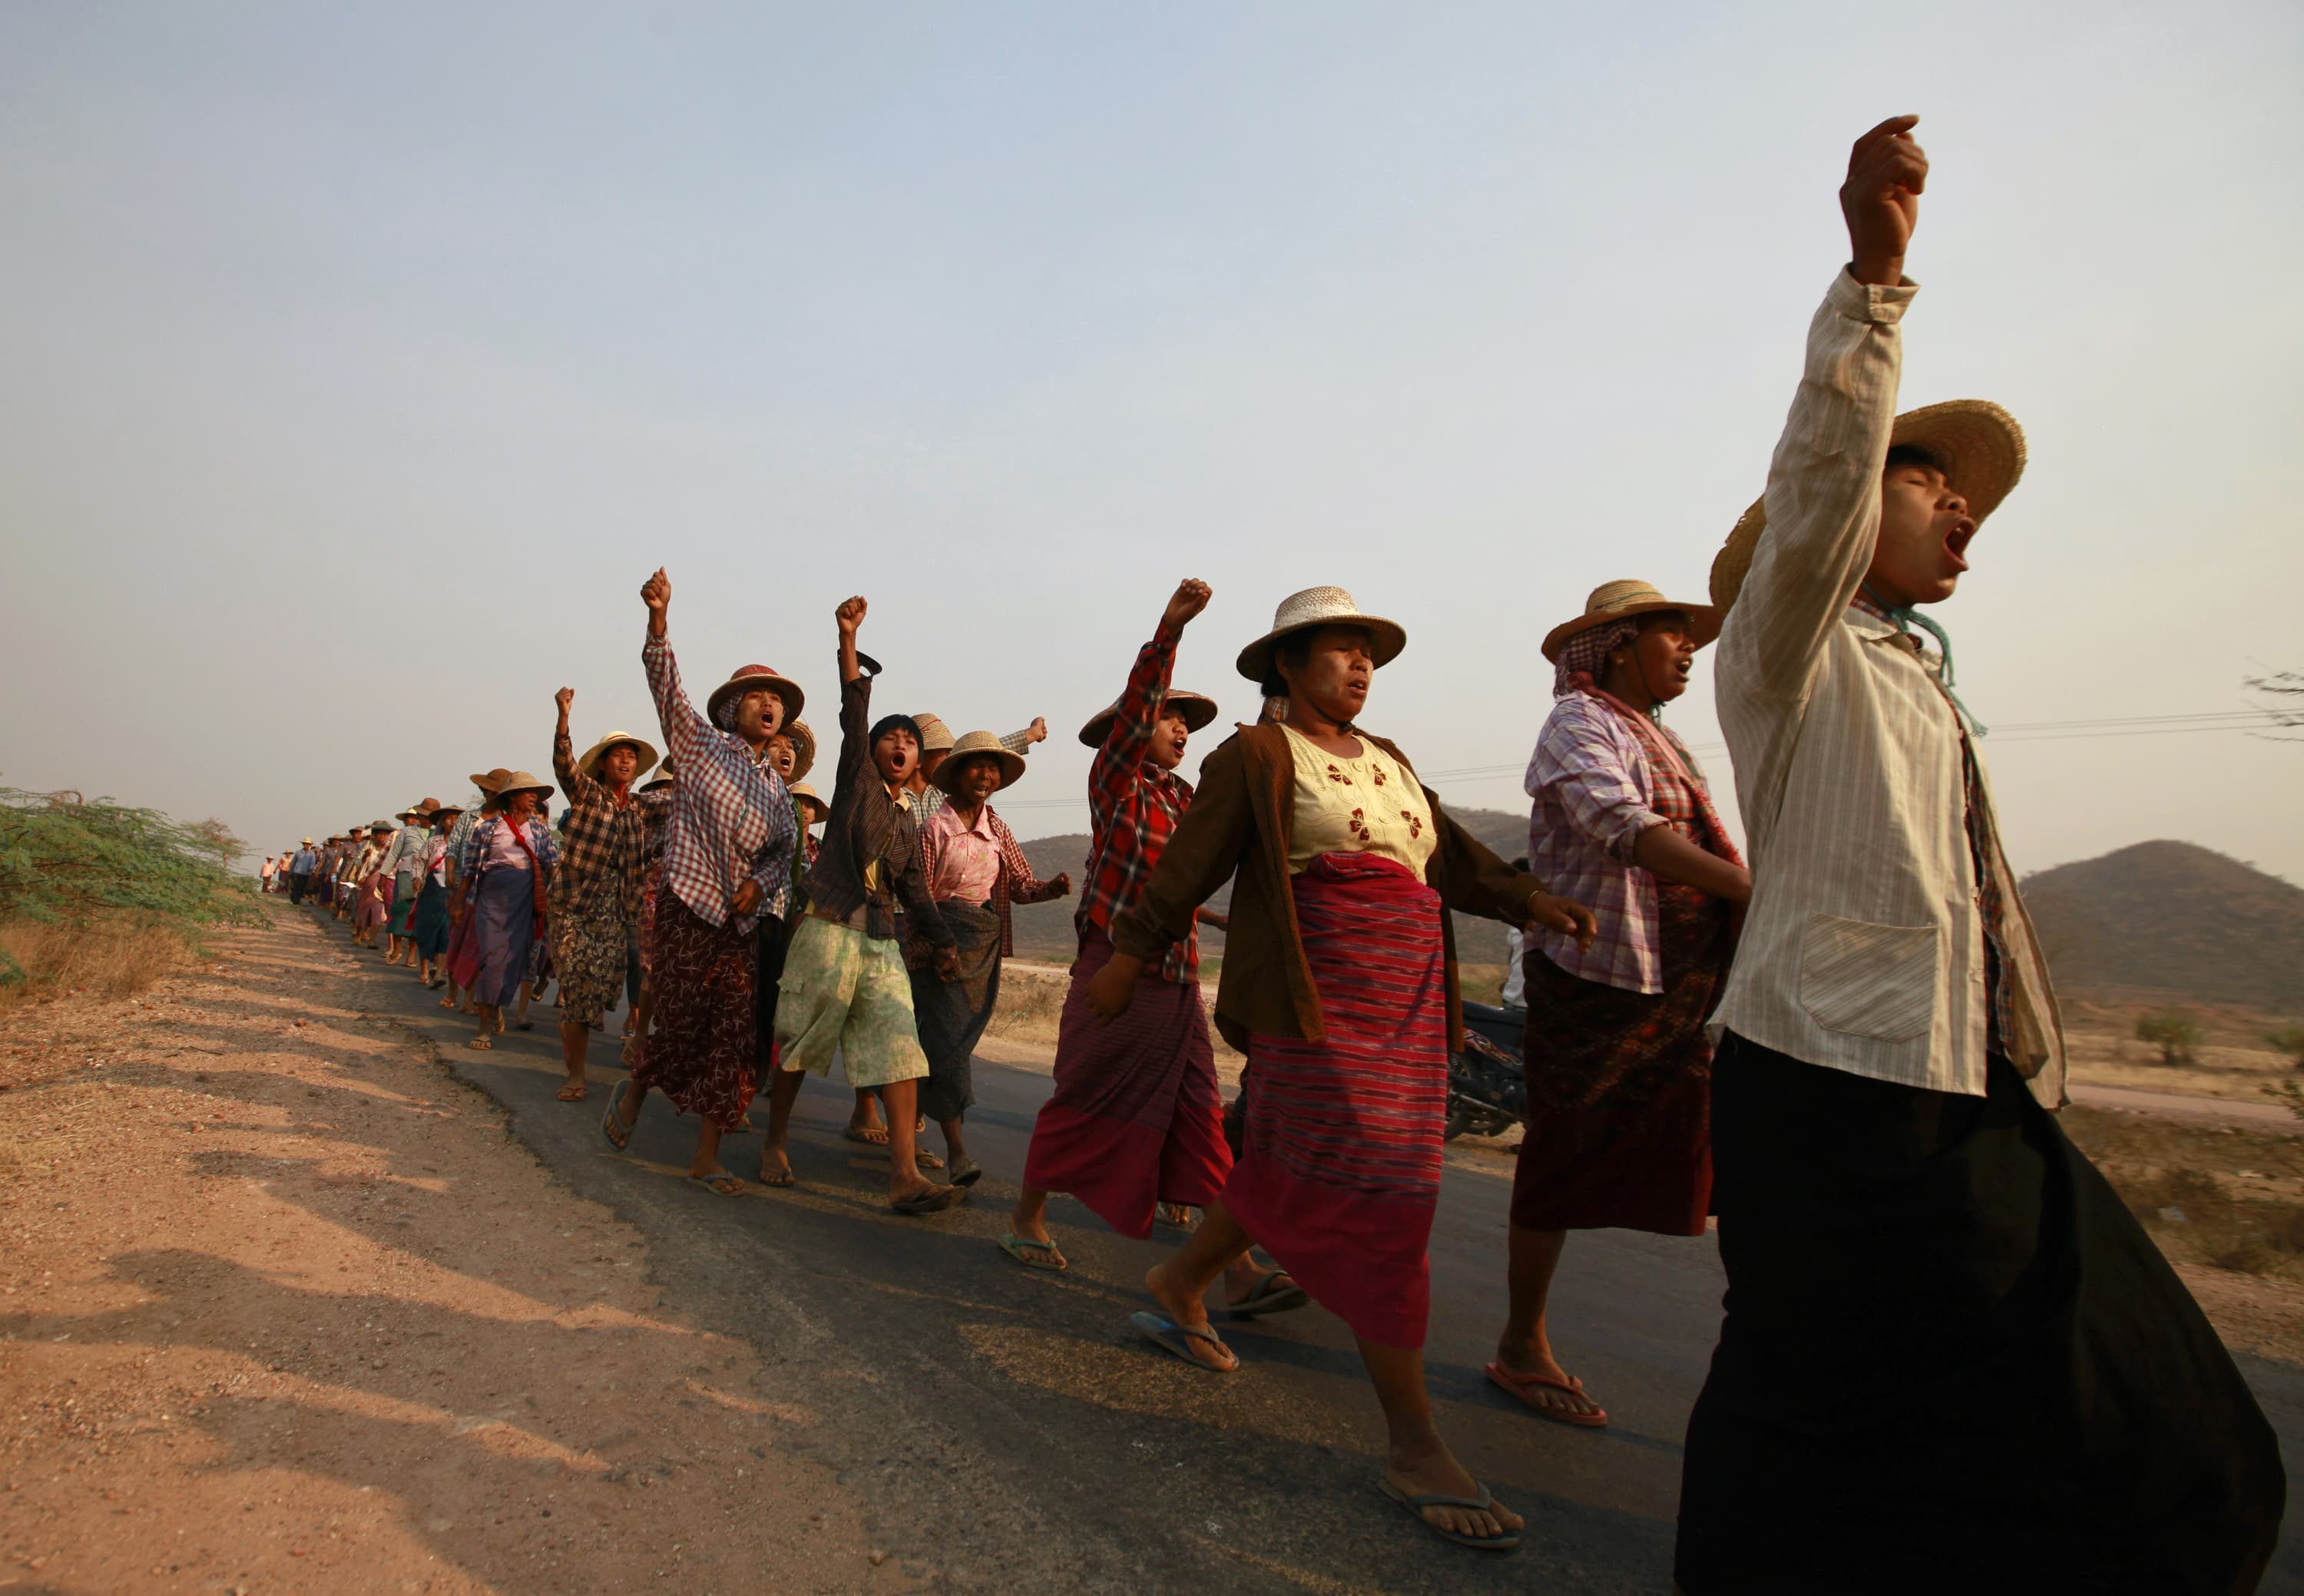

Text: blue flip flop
xmin=600 ymin=1077 xmax=635 ymax=1151
xmin=1128 ymin=1310 xmax=1238 ymax=1373
xmin=1377 ymin=1475 xmax=1521 ymax=1551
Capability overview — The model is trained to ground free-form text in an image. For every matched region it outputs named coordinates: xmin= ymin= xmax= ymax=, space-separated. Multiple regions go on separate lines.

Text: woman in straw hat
xmin=1484 ymin=581 xmax=1749 ymax=1432
xmin=350 ymin=821 xmax=397 ymax=948
xmin=603 ymin=570 xmax=799 ymax=1198
xmin=442 ymin=773 xmax=505 ymax=1015
xmin=764 ymin=594 xmax=963 ymax=1214
xmin=1005 ymin=579 xmax=1230 ymax=1273
xmin=548 ymin=687 xmax=666 ymax=1104
xmin=456 ymin=772 xmax=558 ymax=1049
xmin=411 ymin=800 xmax=462 ymax=989
xmin=1097 ymin=584 xmax=1595 ymax=1553
xmin=906 ymin=730 xmax=1071 ymax=1184
xmin=1674 ymin=118 xmax=2279 ymax=1593
xmin=378 ymin=803 xmax=437 ymax=967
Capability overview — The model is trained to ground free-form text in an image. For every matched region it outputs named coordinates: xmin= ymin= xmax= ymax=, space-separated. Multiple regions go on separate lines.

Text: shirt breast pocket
xmin=1797 ymin=913 xmax=1938 ymax=1041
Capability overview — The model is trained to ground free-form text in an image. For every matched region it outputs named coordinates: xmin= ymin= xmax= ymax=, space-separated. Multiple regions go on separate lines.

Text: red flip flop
xmin=1484 ymin=1361 xmax=1608 ymax=1428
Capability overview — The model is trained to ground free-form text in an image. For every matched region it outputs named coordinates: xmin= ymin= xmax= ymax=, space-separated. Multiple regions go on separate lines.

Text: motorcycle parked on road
xmin=1446 ymin=999 xmax=1527 ymax=1141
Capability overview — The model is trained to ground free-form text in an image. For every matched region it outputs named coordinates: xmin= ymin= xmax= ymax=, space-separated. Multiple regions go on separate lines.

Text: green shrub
xmin=2267 ymin=1025 xmax=2304 ymax=1070
xmin=2134 ymin=1008 xmax=2205 ymax=1066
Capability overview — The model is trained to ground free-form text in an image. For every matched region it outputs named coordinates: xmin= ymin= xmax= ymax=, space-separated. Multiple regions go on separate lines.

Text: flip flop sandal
xmin=1156 ymin=1203 xmax=1197 ymax=1230
xmin=1483 ymin=1362 xmax=1608 ymax=1428
xmin=555 ymin=1082 xmax=588 ymax=1102
xmin=1127 ymin=1310 xmax=1238 ymax=1373
xmin=756 ymin=1164 xmax=796 ymax=1189
xmin=600 ymin=1078 xmax=636 ymax=1151
xmin=890 ymin=1184 xmax=967 ymax=1217
xmin=514 ymin=1020 xmax=535 ymax=1031
xmin=914 ymin=1148 xmax=945 ymax=1171
xmin=690 ymin=1171 xmax=745 ymax=1197
xmin=948 ymin=1156 xmax=982 ymax=1187
xmin=843 ymin=1126 xmax=891 ymax=1147
xmin=465 ymin=1037 xmax=494 ymax=1051
xmin=1376 ymin=1476 xmax=1520 ymax=1552
xmin=1226 ymin=1270 xmax=1312 ymax=1321
xmin=998 ymin=1233 xmax=1067 ymax=1273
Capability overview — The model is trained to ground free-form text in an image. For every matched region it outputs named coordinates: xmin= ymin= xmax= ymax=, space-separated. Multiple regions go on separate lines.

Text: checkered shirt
xmin=643 ymin=632 xmax=798 ymax=934
xmin=1849 ymin=590 xmax=2015 ymax=1058
xmin=457 ymin=815 xmax=561 ymax=879
xmin=1078 ymin=618 xmax=1197 ymax=983
xmin=551 ymin=724 xmax=667 ymax=922
xmin=442 ymin=810 xmax=482 ymax=889
xmin=1525 ymin=692 xmax=1720 ymax=994
xmin=915 ymin=802 xmax=1067 ymax=959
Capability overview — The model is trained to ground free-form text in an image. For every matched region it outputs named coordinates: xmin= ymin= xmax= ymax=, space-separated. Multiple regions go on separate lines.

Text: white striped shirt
xmin=1709 ymin=271 xmax=2065 ymax=1105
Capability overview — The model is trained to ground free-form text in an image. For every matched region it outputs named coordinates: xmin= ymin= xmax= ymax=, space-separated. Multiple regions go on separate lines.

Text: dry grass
xmin=2061 ymin=993 xmax=2303 ymax=1104
xmin=0 ymin=915 xmax=192 ymax=1014
xmin=2064 ymin=1105 xmax=2304 ymax=1278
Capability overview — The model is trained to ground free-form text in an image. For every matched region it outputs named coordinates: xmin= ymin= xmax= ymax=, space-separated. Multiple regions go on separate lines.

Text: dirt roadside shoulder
xmin=0 ymin=902 xmax=915 ymax=1594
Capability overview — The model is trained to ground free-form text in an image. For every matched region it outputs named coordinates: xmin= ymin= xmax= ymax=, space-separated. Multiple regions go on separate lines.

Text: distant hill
xmin=2024 ymin=841 xmax=2304 ymax=1011
xmin=1010 ymin=804 xmax=1531 ymax=968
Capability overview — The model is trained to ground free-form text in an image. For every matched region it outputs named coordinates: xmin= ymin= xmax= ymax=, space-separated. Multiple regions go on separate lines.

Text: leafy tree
xmin=2134 ymin=1008 xmax=2205 ymax=1067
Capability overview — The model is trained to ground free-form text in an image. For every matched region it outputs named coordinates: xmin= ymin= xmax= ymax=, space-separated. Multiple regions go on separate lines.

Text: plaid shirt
xmin=803 ymin=662 xmax=951 ymax=947
xmin=1078 ymin=618 xmax=1197 ymax=983
xmin=912 ymin=727 xmax=1038 ymax=825
xmin=442 ymin=810 xmax=482 ymax=889
xmin=644 ymin=631 xmax=797 ymax=934
xmin=913 ymin=802 xmax=1066 ymax=959
xmin=551 ymin=724 xmax=667 ymax=922
xmin=458 ymin=815 xmax=561 ymax=879
xmin=1526 ymin=693 xmax=1721 ymax=995
xmin=1849 ymin=589 xmax=2015 ymax=1058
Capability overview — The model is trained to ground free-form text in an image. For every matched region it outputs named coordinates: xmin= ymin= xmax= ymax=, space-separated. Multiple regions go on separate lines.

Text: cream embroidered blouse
xmin=1279 ymin=723 xmax=1438 ymax=877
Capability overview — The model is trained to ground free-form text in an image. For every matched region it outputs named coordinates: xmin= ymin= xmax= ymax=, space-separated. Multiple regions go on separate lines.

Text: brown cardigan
xmin=1111 ymin=723 xmax=1551 ymax=1053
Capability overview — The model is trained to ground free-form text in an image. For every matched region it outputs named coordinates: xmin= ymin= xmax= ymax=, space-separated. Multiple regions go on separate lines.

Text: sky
xmin=3 ymin=2 xmax=2300 ymax=883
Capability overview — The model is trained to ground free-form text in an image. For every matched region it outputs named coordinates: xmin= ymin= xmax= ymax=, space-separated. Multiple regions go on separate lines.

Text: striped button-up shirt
xmin=1077 ymin=618 xmax=1197 ymax=984
xmin=643 ymin=632 xmax=797 ymax=934
xmin=1709 ymin=270 xmax=2064 ymax=1104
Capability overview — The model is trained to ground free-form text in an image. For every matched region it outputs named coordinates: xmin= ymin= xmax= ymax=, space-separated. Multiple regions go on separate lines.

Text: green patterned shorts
xmin=773 ymin=915 xmax=928 ymax=1089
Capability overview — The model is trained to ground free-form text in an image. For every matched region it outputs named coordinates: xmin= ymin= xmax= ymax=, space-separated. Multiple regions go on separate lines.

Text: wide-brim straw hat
xmin=468 ymin=767 xmax=514 ymax=794
xmin=783 ymin=720 xmax=816 ymax=782
xmin=429 ymin=800 xmax=465 ymax=820
xmin=494 ymin=770 xmax=555 ymax=803
xmin=1235 ymin=586 xmax=1407 ymax=683
xmin=578 ymin=730 xmax=660 ymax=782
xmin=1078 ymin=690 xmax=1220 ymax=748
xmin=789 ymin=780 xmax=827 ymax=820
xmin=640 ymin=755 xmax=677 ymax=791
xmin=1710 ymin=399 xmax=2028 ymax=613
xmin=300 ymin=837 xmax=314 ymax=846
xmin=706 ymin=664 xmax=805 ymax=728
xmin=368 ymin=820 xmax=395 ymax=834
xmin=932 ymin=730 xmax=1028 ymax=796
xmin=1541 ymin=581 xmax=1722 ymax=663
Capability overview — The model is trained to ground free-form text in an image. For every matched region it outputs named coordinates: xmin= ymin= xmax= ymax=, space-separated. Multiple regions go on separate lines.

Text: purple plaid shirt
xmin=1524 ymin=693 xmax=1716 ymax=994
xmin=644 ymin=632 xmax=798 ymax=934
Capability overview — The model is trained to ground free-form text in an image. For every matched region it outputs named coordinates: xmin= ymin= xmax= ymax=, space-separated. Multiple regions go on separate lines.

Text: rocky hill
xmin=2023 ymin=840 xmax=2304 ymax=1012
xmin=1011 ymin=806 xmax=1531 ymax=967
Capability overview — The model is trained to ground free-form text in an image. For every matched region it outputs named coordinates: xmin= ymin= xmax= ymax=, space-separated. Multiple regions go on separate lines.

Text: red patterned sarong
xmin=1021 ymin=927 xmax=1230 ymax=1240
xmin=1223 ymin=852 xmax=1446 ymax=1349
xmin=627 ymin=894 xmax=758 ymax=1133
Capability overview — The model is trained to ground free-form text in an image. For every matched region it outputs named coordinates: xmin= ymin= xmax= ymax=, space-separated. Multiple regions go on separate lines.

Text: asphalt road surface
xmin=309 ymin=908 xmax=2302 ymax=1594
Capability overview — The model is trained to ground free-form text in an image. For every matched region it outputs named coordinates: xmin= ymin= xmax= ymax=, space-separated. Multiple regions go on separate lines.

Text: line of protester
xmin=260 ymin=117 xmax=2282 ymax=1590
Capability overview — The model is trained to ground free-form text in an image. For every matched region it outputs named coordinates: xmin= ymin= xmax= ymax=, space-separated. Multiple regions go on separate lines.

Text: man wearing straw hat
xmin=549 ymin=687 xmax=667 ymax=1103
xmin=1674 ymin=117 xmax=2280 ymax=1593
xmin=288 ymin=839 xmax=319 ymax=904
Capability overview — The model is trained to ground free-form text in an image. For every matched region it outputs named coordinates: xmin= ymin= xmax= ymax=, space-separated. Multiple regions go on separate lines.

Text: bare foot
xmin=1143 ymin=1263 xmax=1233 ymax=1372
xmin=1492 ymin=1340 xmax=1604 ymax=1421
xmin=1385 ymin=1436 xmax=1521 ymax=1544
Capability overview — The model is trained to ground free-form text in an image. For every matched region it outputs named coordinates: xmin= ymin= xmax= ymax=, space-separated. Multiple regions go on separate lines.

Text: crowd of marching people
xmin=255 ymin=120 xmax=2284 ymax=1590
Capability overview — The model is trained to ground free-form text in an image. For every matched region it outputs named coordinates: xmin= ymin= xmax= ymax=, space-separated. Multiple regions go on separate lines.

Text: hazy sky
xmin=5 ymin=2 xmax=2299 ymax=883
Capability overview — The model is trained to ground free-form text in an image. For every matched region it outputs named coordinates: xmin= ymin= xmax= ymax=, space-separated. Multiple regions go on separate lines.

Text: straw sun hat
xmin=1710 ymin=399 xmax=2028 ymax=613
xmin=1077 ymin=690 xmax=1220 ymax=749
xmin=1234 ymin=586 xmax=1407 ymax=684
xmin=706 ymin=664 xmax=804 ymax=728
xmin=789 ymin=781 xmax=827 ymax=820
xmin=577 ymin=730 xmax=660 ymax=782
xmin=468 ymin=767 xmax=514 ymax=794
xmin=494 ymin=770 xmax=555 ymax=803
xmin=932 ymin=730 xmax=1028 ymax=796
xmin=1541 ymin=581 xmax=1721 ymax=664
xmin=641 ymin=756 xmax=677 ymax=791
xmin=781 ymin=720 xmax=816 ymax=782
xmin=911 ymin=714 xmax=957 ymax=754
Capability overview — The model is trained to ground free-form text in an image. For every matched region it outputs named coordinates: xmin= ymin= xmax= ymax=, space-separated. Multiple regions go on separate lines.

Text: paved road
xmin=2072 ymin=1080 xmax=2301 ymax=1134
xmin=307 ymin=908 xmax=2302 ymax=1594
